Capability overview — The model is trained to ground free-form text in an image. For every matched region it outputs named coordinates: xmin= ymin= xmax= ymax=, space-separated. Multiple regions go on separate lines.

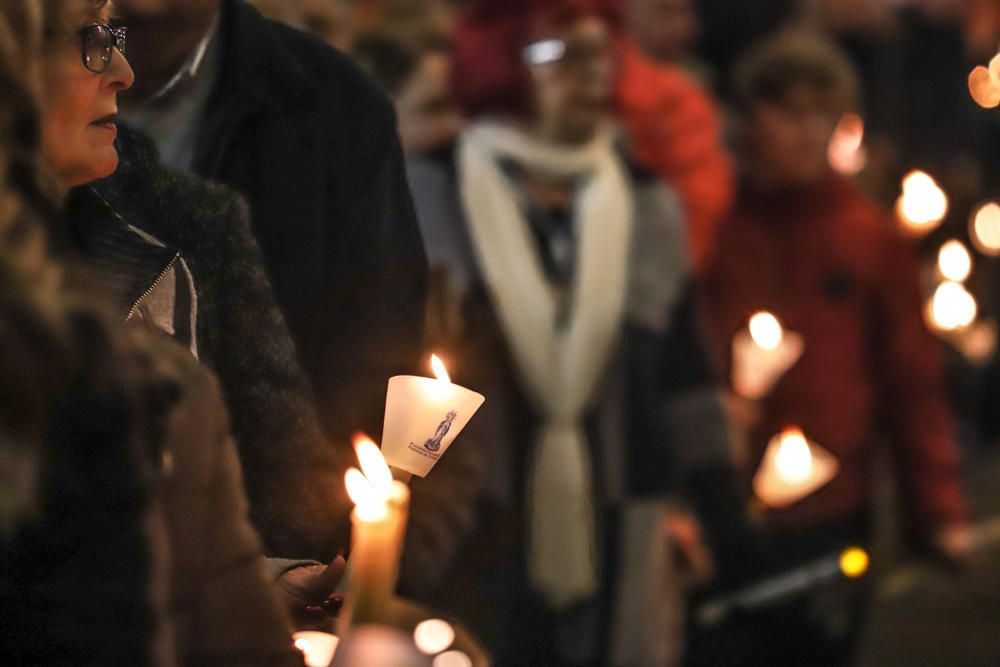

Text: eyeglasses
xmin=79 ymin=23 xmax=127 ymax=74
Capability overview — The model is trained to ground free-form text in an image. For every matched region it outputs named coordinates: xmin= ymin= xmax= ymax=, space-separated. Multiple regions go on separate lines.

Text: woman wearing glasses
xmin=0 ymin=0 xmax=341 ymax=664
xmin=40 ymin=0 xmax=353 ymax=596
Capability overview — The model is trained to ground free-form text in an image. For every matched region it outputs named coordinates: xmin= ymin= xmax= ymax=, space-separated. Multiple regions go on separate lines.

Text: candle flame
xmin=896 ymin=170 xmax=948 ymax=234
xmin=827 ymin=112 xmax=866 ymax=175
xmin=353 ymin=434 xmax=393 ymax=492
xmin=414 ymin=618 xmax=457 ymax=655
xmin=345 ymin=467 xmax=388 ymax=521
xmin=431 ymin=354 xmax=451 ymax=383
xmin=969 ymin=64 xmax=1000 ymax=108
xmin=294 ymin=638 xmax=311 ymax=654
xmin=970 ymin=202 xmax=1000 ymax=255
xmin=937 ymin=240 xmax=973 ymax=282
xmin=749 ymin=311 xmax=784 ymax=351
xmin=929 ymin=281 xmax=978 ymax=331
xmin=775 ymin=427 xmax=813 ymax=484
xmin=433 ymin=651 xmax=474 ymax=667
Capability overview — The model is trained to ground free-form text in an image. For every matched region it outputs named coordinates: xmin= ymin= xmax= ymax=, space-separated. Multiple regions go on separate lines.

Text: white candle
xmin=342 ymin=437 xmax=410 ymax=628
xmin=753 ymin=427 xmax=839 ymax=508
xmin=731 ymin=312 xmax=804 ymax=400
xmin=381 ymin=354 xmax=485 ymax=478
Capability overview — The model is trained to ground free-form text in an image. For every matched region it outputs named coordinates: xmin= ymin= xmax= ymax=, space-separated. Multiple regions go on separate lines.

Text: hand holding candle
xmin=753 ymin=427 xmax=839 ymax=508
xmin=732 ymin=312 xmax=804 ymax=400
xmin=381 ymin=355 xmax=485 ymax=479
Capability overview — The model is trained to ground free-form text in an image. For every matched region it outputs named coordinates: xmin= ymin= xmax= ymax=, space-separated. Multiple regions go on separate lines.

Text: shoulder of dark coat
xmin=265 ymin=18 xmax=398 ymax=130
xmin=97 ymin=127 xmax=250 ymax=259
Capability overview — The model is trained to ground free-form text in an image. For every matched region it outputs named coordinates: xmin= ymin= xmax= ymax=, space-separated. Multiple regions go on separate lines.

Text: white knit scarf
xmin=458 ymin=120 xmax=633 ymax=608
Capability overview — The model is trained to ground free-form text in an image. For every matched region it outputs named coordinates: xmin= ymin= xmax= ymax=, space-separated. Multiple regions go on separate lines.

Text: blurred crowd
xmin=2 ymin=0 xmax=1000 ymax=666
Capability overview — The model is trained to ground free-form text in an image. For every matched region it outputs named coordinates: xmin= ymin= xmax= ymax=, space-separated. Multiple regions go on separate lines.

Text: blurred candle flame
xmin=970 ymin=202 xmax=1000 ymax=255
xmin=827 ymin=112 xmax=866 ymax=175
xmin=433 ymin=651 xmax=474 ymax=667
xmin=431 ymin=354 xmax=451 ymax=384
xmin=345 ymin=467 xmax=388 ymax=521
xmin=354 ymin=434 xmax=393 ymax=492
xmin=749 ymin=311 xmax=784 ymax=351
xmin=937 ymin=240 xmax=973 ymax=282
xmin=896 ymin=170 xmax=948 ymax=234
xmin=969 ymin=64 xmax=1000 ymax=108
xmin=414 ymin=618 xmax=456 ymax=655
xmin=929 ymin=281 xmax=978 ymax=332
xmin=774 ymin=428 xmax=813 ymax=485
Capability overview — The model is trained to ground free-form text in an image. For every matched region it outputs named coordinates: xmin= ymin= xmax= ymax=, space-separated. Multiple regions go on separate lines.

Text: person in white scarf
xmin=401 ymin=2 xmax=749 ymax=665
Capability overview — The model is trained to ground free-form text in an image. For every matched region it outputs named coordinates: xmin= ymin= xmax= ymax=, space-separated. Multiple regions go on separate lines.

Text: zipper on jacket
xmin=126 ymin=251 xmax=181 ymax=322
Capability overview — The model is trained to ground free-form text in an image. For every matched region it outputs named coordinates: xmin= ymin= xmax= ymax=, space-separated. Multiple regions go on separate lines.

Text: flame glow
xmin=294 ymin=638 xmax=311 ymax=654
xmin=827 ymin=113 xmax=866 ymax=175
xmin=354 ymin=434 xmax=393 ymax=492
xmin=896 ymin=171 xmax=948 ymax=234
xmin=749 ymin=312 xmax=784 ymax=351
xmin=969 ymin=65 xmax=1000 ymax=108
xmin=431 ymin=354 xmax=451 ymax=384
xmin=937 ymin=240 xmax=973 ymax=282
xmin=414 ymin=619 xmax=457 ymax=655
xmin=433 ymin=651 xmax=473 ymax=667
xmin=774 ymin=428 xmax=813 ymax=485
xmin=970 ymin=202 xmax=1000 ymax=255
xmin=345 ymin=467 xmax=388 ymax=521
xmin=929 ymin=281 xmax=978 ymax=331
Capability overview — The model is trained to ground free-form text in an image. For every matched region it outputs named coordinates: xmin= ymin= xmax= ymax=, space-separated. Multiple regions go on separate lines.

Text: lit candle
xmin=937 ymin=240 xmax=973 ymax=282
xmin=293 ymin=631 xmax=340 ymax=667
xmin=342 ymin=436 xmax=410 ymax=628
xmin=926 ymin=281 xmax=978 ymax=333
xmin=827 ymin=112 xmax=866 ymax=176
xmin=381 ymin=354 xmax=485 ymax=480
xmin=896 ymin=170 xmax=948 ymax=236
xmin=753 ymin=427 xmax=839 ymax=508
xmin=969 ymin=202 xmax=1000 ymax=256
xmin=731 ymin=311 xmax=805 ymax=400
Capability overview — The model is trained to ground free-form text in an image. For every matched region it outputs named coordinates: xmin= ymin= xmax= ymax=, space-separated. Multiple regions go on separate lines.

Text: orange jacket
xmin=616 ymin=39 xmax=734 ymax=270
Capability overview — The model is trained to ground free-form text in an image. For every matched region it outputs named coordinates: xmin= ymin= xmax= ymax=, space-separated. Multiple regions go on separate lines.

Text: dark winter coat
xmin=68 ymin=129 xmax=350 ymax=561
xmin=186 ymin=0 xmax=428 ymax=446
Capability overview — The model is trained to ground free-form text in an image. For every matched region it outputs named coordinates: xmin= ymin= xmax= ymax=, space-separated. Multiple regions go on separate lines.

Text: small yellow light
xmin=839 ymin=547 xmax=869 ymax=579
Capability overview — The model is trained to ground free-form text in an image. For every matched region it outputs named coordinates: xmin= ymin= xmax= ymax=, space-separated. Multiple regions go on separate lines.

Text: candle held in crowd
xmin=753 ymin=427 xmax=839 ymax=508
xmin=896 ymin=171 xmax=948 ymax=235
xmin=937 ymin=240 xmax=973 ymax=282
xmin=732 ymin=311 xmax=805 ymax=400
xmin=342 ymin=437 xmax=411 ymax=628
xmin=381 ymin=354 xmax=485 ymax=479
xmin=927 ymin=281 xmax=978 ymax=332
xmin=970 ymin=202 xmax=1000 ymax=255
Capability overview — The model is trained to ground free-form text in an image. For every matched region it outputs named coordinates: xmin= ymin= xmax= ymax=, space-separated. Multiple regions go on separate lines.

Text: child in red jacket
xmin=694 ymin=30 xmax=973 ymax=667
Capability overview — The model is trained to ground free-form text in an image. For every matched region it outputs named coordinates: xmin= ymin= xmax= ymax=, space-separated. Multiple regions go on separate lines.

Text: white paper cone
xmin=752 ymin=430 xmax=839 ymax=508
xmin=731 ymin=329 xmax=805 ymax=400
xmin=381 ymin=376 xmax=485 ymax=477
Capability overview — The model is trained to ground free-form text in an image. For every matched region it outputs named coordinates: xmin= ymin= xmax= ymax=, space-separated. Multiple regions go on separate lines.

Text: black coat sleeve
xmin=202 ymin=195 xmax=350 ymax=561
xmin=311 ymin=94 xmax=429 ymax=447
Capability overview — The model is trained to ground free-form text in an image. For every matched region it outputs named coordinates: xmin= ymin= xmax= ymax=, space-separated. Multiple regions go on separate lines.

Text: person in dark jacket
xmin=40 ymin=0 xmax=346 ymax=613
xmin=1 ymin=2 xmax=304 ymax=664
xmin=405 ymin=2 xmax=747 ymax=665
xmin=114 ymin=0 xmax=429 ymax=451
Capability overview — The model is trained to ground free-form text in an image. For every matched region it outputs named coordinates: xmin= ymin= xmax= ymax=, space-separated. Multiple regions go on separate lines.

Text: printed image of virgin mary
xmin=423 ymin=410 xmax=458 ymax=452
